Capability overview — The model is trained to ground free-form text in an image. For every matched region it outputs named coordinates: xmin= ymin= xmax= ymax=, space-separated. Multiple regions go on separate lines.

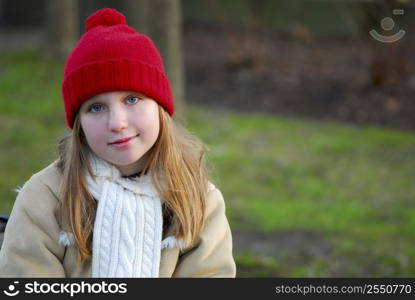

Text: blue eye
xmin=88 ymin=103 xmax=104 ymax=113
xmin=126 ymin=96 xmax=139 ymax=104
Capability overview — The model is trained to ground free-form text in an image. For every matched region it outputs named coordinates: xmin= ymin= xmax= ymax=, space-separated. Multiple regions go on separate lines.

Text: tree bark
xmin=125 ymin=0 xmax=185 ymax=122
xmin=45 ymin=0 xmax=79 ymax=59
xmin=0 ymin=0 xmax=4 ymax=26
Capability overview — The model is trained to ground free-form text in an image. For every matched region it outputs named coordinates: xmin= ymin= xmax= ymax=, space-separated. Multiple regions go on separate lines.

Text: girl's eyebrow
xmin=125 ymin=91 xmax=145 ymax=98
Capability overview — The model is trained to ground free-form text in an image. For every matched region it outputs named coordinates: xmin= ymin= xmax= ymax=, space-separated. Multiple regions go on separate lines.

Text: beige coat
xmin=0 ymin=161 xmax=236 ymax=277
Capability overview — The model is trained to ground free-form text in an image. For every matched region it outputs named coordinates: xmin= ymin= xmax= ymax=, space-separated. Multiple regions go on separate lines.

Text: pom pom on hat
xmin=86 ymin=8 xmax=126 ymax=31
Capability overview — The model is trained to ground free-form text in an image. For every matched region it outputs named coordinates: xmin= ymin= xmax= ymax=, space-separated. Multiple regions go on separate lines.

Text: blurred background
xmin=1 ymin=0 xmax=415 ymax=277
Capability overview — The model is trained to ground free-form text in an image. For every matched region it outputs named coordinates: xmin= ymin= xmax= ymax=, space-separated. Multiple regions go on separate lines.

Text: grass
xmin=185 ymin=106 xmax=415 ymax=230
xmin=0 ymin=51 xmax=67 ymax=213
xmin=184 ymin=91 xmax=415 ymax=277
xmin=1 ymin=50 xmax=415 ymax=276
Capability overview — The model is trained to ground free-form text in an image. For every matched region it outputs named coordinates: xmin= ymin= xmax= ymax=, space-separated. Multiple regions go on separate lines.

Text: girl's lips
xmin=110 ymin=134 xmax=139 ymax=145
xmin=110 ymin=134 xmax=139 ymax=148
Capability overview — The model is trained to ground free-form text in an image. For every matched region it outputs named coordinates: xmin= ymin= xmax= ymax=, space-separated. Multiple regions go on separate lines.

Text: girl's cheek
xmin=142 ymin=118 xmax=159 ymax=135
xmin=82 ymin=121 xmax=101 ymax=140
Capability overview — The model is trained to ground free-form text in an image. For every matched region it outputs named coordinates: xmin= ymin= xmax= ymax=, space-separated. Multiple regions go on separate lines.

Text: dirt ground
xmin=184 ymin=21 xmax=415 ymax=132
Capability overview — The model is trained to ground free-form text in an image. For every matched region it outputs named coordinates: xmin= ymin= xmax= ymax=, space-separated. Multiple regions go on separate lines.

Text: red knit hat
xmin=62 ymin=8 xmax=174 ymax=129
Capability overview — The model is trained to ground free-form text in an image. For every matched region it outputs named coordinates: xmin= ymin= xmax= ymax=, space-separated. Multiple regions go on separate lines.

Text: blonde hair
xmin=56 ymin=105 xmax=210 ymax=263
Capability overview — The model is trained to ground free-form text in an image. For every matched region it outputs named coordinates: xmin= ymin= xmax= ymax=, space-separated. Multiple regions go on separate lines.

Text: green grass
xmin=0 ymin=51 xmax=68 ymax=213
xmin=185 ymin=106 xmax=415 ymax=232
xmin=184 ymin=98 xmax=415 ymax=277
xmin=1 ymin=51 xmax=415 ymax=276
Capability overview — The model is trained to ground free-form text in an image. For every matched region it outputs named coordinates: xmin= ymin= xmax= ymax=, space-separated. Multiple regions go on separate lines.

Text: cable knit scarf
xmin=85 ymin=153 xmax=164 ymax=278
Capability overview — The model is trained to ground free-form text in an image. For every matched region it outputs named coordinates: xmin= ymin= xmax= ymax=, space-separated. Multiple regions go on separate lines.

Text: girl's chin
xmin=108 ymin=156 xmax=143 ymax=168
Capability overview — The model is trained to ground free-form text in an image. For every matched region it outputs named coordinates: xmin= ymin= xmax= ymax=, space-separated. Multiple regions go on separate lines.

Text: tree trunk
xmin=125 ymin=0 xmax=185 ymax=122
xmin=0 ymin=0 xmax=4 ymax=25
xmin=44 ymin=0 xmax=79 ymax=59
xmin=357 ymin=0 xmax=411 ymax=87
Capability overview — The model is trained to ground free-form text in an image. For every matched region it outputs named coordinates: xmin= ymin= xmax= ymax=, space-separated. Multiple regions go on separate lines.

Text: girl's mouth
xmin=109 ymin=134 xmax=139 ymax=148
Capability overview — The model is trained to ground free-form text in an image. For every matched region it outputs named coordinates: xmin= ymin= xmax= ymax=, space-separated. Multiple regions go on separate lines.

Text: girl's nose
xmin=108 ymin=108 xmax=128 ymax=132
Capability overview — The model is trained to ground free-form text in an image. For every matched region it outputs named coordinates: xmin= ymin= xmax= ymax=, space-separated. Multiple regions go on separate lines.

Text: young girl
xmin=0 ymin=8 xmax=236 ymax=278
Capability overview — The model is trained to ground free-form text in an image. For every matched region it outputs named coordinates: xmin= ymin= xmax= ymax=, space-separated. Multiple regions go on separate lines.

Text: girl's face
xmin=79 ymin=91 xmax=160 ymax=175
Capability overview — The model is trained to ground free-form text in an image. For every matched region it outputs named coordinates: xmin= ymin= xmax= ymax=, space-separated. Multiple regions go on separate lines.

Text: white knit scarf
xmin=85 ymin=153 xmax=164 ymax=278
